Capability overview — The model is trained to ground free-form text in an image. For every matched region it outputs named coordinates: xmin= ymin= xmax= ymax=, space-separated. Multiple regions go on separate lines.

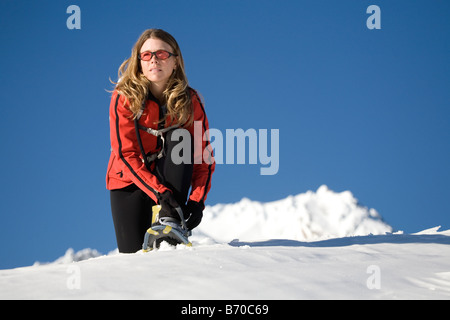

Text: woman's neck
xmin=149 ymin=82 xmax=166 ymax=104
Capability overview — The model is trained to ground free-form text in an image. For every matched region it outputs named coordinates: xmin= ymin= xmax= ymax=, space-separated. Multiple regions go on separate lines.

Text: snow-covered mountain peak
xmin=198 ymin=185 xmax=392 ymax=242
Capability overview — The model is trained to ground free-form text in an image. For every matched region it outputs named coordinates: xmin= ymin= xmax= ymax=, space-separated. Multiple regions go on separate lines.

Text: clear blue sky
xmin=0 ymin=0 xmax=449 ymax=269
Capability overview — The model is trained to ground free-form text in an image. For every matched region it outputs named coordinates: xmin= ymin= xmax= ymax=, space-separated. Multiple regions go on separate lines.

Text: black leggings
xmin=110 ymin=184 xmax=155 ymax=253
xmin=110 ymin=129 xmax=193 ymax=253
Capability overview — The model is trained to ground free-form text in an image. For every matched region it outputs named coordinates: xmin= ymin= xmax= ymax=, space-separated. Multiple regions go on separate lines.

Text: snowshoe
xmin=142 ymin=205 xmax=192 ymax=252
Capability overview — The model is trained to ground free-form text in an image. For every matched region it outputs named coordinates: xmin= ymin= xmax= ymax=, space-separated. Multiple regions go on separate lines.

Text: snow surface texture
xmin=1 ymin=185 xmax=449 ymax=299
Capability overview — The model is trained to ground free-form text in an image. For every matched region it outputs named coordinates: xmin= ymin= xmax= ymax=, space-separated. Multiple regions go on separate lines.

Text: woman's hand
xmin=185 ymin=200 xmax=204 ymax=230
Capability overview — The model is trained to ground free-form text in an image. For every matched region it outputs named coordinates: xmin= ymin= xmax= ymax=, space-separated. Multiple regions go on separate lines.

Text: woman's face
xmin=139 ymin=38 xmax=177 ymax=86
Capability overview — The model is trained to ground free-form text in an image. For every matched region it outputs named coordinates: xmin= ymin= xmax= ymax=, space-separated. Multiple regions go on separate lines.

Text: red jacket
xmin=106 ymin=88 xmax=214 ymax=204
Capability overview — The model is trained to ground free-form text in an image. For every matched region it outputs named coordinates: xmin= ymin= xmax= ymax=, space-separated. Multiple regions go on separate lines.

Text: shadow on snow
xmin=228 ymin=232 xmax=450 ymax=248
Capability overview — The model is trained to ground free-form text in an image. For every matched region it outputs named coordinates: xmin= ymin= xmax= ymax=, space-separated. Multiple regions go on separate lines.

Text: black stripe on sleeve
xmin=114 ymin=94 xmax=159 ymax=199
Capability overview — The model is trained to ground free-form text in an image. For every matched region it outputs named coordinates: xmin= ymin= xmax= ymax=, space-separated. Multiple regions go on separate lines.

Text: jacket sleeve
xmin=109 ymin=91 xmax=169 ymax=202
xmin=188 ymin=90 xmax=215 ymax=204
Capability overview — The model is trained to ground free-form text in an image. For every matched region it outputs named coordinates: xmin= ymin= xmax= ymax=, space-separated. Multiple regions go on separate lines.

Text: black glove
xmin=158 ymin=191 xmax=180 ymax=220
xmin=185 ymin=200 xmax=204 ymax=230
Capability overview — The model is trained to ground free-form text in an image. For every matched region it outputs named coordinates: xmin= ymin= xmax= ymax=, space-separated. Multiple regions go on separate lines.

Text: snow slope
xmin=1 ymin=228 xmax=449 ymax=300
xmin=1 ymin=186 xmax=449 ymax=300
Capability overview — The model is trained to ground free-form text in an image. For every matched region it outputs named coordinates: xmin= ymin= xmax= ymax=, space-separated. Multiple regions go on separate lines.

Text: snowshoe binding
xmin=142 ymin=205 xmax=192 ymax=252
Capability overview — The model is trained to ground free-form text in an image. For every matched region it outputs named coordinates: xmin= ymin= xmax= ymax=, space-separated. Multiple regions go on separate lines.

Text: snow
xmin=1 ymin=185 xmax=449 ymax=300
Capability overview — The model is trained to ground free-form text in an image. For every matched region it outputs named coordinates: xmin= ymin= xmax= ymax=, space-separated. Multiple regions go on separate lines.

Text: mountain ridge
xmin=198 ymin=184 xmax=392 ymax=242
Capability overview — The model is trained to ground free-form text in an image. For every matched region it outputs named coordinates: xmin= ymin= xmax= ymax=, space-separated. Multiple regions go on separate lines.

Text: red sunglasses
xmin=138 ymin=50 xmax=178 ymax=61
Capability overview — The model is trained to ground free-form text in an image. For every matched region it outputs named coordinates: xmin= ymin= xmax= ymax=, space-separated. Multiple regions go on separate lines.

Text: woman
xmin=106 ymin=29 xmax=215 ymax=253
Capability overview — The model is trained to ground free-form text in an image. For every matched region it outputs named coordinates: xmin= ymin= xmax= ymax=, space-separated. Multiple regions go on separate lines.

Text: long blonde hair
xmin=114 ymin=29 xmax=193 ymax=126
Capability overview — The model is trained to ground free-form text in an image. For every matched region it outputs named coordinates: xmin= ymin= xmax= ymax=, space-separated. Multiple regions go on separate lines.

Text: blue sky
xmin=0 ymin=0 xmax=449 ymax=269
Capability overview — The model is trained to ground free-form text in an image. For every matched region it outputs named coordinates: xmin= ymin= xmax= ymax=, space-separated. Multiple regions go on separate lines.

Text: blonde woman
xmin=106 ymin=29 xmax=214 ymax=252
